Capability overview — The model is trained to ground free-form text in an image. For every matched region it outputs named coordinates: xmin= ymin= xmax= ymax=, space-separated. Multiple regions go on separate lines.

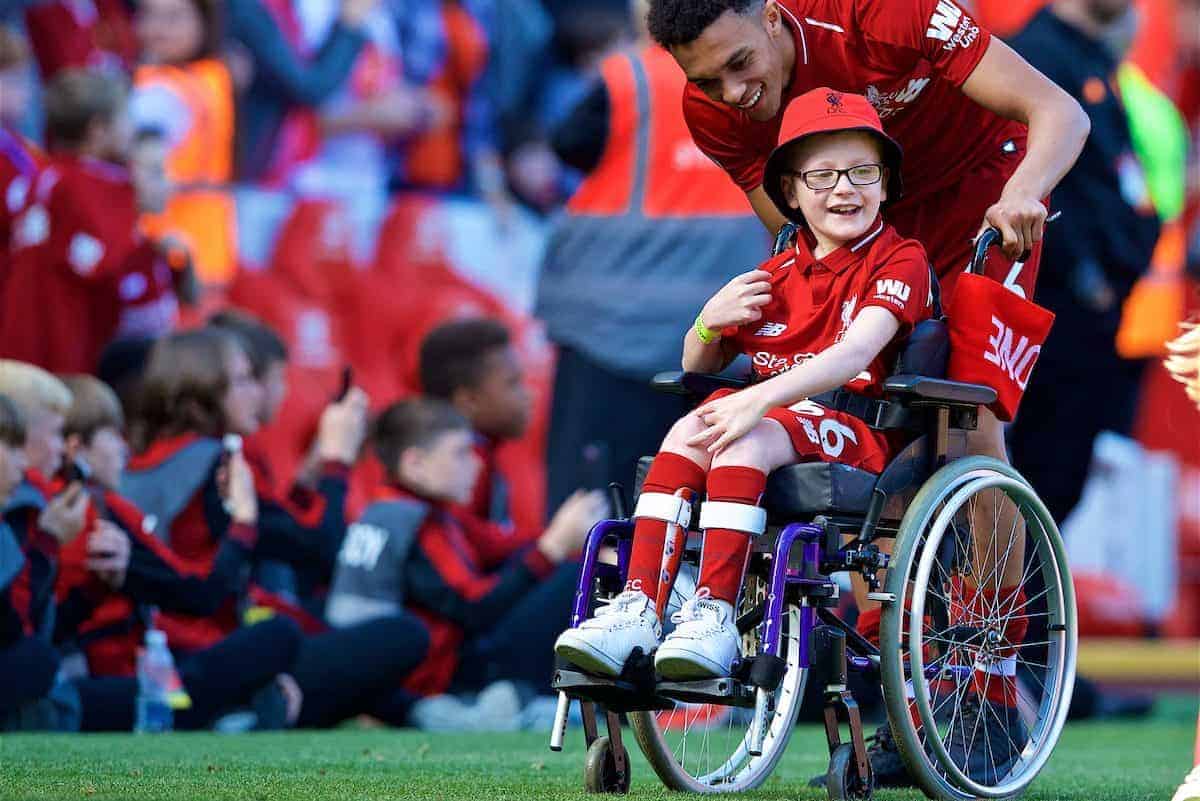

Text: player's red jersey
xmin=725 ymin=218 xmax=934 ymax=398
xmin=0 ymin=154 xmax=165 ymax=373
xmin=684 ymin=0 xmax=1021 ymax=207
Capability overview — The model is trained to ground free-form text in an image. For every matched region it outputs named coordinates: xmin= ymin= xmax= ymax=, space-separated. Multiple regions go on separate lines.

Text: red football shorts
xmin=890 ymin=135 xmax=1044 ymax=304
xmin=706 ymin=389 xmax=894 ymax=473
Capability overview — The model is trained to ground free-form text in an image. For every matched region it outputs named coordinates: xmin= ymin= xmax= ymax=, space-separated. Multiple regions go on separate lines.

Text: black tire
xmin=584 ymin=736 xmax=631 ymax=794
xmin=826 ymin=742 xmax=873 ymax=801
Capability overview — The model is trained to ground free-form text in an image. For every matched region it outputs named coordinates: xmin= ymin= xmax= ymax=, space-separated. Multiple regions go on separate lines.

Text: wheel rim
xmin=629 ymin=566 xmax=807 ymax=792
xmin=896 ymin=469 xmax=1077 ymax=799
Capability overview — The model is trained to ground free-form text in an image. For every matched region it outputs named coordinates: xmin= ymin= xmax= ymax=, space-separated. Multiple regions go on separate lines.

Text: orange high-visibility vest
xmin=538 ymin=44 xmax=766 ymax=379
xmin=136 ymin=58 xmax=237 ymax=285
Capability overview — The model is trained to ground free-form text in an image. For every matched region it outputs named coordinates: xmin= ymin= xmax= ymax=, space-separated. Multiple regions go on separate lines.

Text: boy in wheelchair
xmin=555 ymin=88 xmax=935 ymax=681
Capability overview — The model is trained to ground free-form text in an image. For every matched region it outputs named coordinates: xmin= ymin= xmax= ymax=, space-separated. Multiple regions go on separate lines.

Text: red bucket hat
xmin=762 ymin=88 xmax=904 ymax=225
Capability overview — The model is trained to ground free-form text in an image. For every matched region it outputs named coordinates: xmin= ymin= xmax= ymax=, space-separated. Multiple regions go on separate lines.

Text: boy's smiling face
xmin=781 ymin=131 xmax=887 ymax=253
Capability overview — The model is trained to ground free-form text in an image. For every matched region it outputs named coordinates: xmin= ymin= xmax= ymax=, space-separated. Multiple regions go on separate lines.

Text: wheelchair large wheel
xmin=628 ymin=568 xmax=807 ymax=793
xmin=879 ymin=457 xmax=1077 ymax=801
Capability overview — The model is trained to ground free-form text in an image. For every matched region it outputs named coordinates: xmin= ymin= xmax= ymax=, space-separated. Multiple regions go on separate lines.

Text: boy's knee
xmin=662 ymin=413 xmax=705 ymax=450
xmin=711 ymin=422 xmax=780 ymax=470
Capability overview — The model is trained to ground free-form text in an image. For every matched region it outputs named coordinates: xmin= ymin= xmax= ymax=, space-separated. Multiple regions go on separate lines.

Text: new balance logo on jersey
xmin=984 ymin=316 xmax=1041 ymax=389
xmin=754 ymin=321 xmax=788 ymax=337
xmin=875 ymin=279 xmax=911 ymax=306
xmin=926 ymin=0 xmax=962 ymax=41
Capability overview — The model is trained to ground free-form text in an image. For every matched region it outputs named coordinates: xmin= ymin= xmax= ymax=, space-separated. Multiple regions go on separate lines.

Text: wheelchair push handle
xmin=968 ymin=212 xmax=1061 ymax=276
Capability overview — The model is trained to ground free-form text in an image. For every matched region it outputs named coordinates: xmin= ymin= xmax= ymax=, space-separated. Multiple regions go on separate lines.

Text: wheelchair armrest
xmin=650 ymin=371 xmax=751 ymax=397
xmin=883 ymin=374 xmax=997 ymax=407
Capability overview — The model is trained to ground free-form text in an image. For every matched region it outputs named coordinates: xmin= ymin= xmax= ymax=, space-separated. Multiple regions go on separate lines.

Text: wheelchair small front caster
xmin=826 ymin=742 xmax=872 ymax=801
xmin=584 ymin=735 xmax=631 ymax=794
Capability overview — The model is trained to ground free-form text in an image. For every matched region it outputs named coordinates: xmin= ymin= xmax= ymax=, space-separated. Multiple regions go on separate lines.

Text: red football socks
xmin=625 ymin=452 xmax=706 ymax=602
xmin=956 ymin=583 xmax=1028 ymax=707
xmin=855 ymin=607 xmax=882 ymax=647
xmin=697 ymin=466 xmax=767 ymax=605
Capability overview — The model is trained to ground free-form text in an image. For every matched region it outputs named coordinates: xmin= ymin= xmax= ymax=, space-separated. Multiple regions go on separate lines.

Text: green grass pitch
xmin=1 ymin=707 xmax=1194 ymax=801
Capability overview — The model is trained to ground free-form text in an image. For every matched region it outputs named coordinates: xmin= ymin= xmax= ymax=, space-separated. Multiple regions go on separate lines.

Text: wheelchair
xmin=548 ymin=229 xmax=1078 ymax=801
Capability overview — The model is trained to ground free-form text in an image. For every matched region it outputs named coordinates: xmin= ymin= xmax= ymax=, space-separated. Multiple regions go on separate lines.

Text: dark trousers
xmin=454 ymin=562 xmax=580 ymax=694
xmin=1009 ymin=323 xmax=1147 ymax=525
xmin=291 ymin=613 xmax=429 ymax=727
xmin=77 ymin=616 xmax=303 ymax=731
xmin=0 ymin=637 xmax=60 ymax=715
xmin=546 ymin=346 xmax=690 ymax=514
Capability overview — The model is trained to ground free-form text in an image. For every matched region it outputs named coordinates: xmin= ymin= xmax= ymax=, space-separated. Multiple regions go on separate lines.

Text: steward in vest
xmin=328 ymin=398 xmax=601 ymax=697
xmin=537 ymin=12 xmax=768 ymax=511
xmin=131 ymin=0 xmax=236 ymax=285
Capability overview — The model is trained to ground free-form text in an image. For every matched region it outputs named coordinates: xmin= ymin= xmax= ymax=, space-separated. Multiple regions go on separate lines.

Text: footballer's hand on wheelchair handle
xmin=687 ymin=387 xmax=771 ymax=454
xmin=699 ymin=270 xmax=773 ymax=332
xmin=538 ymin=489 xmax=608 ymax=563
xmin=979 ymin=190 xmax=1046 ymax=261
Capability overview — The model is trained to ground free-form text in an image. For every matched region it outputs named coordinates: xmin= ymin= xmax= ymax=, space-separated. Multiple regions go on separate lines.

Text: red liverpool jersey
xmin=726 ymin=219 xmax=933 ymax=397
xmin=684 ymin=0 xmax=1021 ymax=204
xmin=1 ymin=154 xmax=162 ymax=372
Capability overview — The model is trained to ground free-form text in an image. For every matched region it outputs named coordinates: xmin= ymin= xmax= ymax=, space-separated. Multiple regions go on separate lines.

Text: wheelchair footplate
xmin=655 ymin=654 xmax=787 ymax=709
xmin=552 ymin=650 xmax=672 ymax=713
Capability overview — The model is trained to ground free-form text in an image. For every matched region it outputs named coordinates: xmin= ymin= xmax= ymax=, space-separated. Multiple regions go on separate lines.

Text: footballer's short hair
xmin=60 ymin=374 xmax=126 ymax=444
xmin=0 ymin=361 xmax=73 ymax=420
xmin=371 ymin=397 xmax=470 ymax=472
xmin=418 ymin=318 xmax=511 ymax=400
xmin=647 ymin=0 xmax=761 ymax=48
xmin=42 ymin=68 xmax=127 ymax=149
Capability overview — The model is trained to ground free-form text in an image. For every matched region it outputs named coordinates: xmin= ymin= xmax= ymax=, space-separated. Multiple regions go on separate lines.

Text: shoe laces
xmin=670 ymin=595 xmax=727 ymax=626
xmin=594 ymin=590 xmax=649 ymax=618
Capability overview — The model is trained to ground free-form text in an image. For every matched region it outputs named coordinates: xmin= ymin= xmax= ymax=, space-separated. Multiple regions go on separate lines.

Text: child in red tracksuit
xmin=337 ymin=398 xmax=604 ymax=698
xmin=125 ymin=329 xmax=428 ymax=728
xmin=556 ymin=89 xmax=942 ymax=681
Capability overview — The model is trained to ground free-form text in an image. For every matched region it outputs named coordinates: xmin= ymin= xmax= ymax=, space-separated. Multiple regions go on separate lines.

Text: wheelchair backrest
xmin=893 ymin=318 xmax=950 ymax=379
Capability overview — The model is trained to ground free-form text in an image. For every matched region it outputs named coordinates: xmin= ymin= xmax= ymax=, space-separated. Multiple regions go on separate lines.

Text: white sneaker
xmin=554 ymin=590 xmax=662 ymax=677
xmin=1172 ymin=766 xmax=1200 ymax=801
xmin=655 ymin=596 xmax=741 ymax=680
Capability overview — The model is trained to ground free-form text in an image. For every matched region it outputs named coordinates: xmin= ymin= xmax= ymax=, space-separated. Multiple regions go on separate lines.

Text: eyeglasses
xmin=789 ymin=163 xmax=883 ymax=191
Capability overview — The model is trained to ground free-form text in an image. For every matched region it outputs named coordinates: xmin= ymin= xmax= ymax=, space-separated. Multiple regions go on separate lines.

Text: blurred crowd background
xmin=0 ymin=0 xmax=1197 ymax=734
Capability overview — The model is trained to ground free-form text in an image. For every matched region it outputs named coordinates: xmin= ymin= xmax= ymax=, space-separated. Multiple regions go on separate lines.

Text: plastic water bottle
xmin=135 ymin=629 xmax=175 ymax=733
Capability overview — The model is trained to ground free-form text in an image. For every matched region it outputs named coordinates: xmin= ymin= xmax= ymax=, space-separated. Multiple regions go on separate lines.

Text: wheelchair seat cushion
xmin=634 ymin=457 xmax=878 ymax=521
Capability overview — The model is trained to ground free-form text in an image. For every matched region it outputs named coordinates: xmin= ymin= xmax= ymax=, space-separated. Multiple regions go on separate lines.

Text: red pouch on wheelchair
xmin=946 ymin=272 xmax=1055 ymax=422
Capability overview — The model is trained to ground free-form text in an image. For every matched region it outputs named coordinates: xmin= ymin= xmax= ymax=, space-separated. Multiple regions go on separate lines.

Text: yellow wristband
xmin=694 ymin=314 xmax=719 ymax=345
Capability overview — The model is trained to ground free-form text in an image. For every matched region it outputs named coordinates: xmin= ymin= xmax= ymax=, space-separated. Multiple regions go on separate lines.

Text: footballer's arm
xmin=747 ymin=185 xmax=790 ymax=237
xmin=961 ymin=37 xmax=1090 ymax=258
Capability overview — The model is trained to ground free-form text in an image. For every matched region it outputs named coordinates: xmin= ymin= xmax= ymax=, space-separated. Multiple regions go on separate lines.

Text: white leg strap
xmin=974 ymin=655 xmax=1017 ymax=677
xmin=633 ymin=492 xmax=692 ymax=528
xmin=699 ymin=501 xmax=767 ymax=535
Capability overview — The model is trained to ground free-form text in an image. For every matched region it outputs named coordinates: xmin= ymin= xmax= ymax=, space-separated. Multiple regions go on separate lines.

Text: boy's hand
xmin=687 ymin=389 xmax=771 ymax=454
xmin=38 ymin=482 xmax=88 ymax=544
xmin=316 ymin=387 xmax=370 ymax=465
xmin=699 ymin=270 xmax=772 ymax=332
xmin=218 ymin=451 xmax=258 ymax=526
xmin=538 ymin=489 xmax=607 ymax=563
xmin=86 ymin=520 xmax=131 ymax=589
